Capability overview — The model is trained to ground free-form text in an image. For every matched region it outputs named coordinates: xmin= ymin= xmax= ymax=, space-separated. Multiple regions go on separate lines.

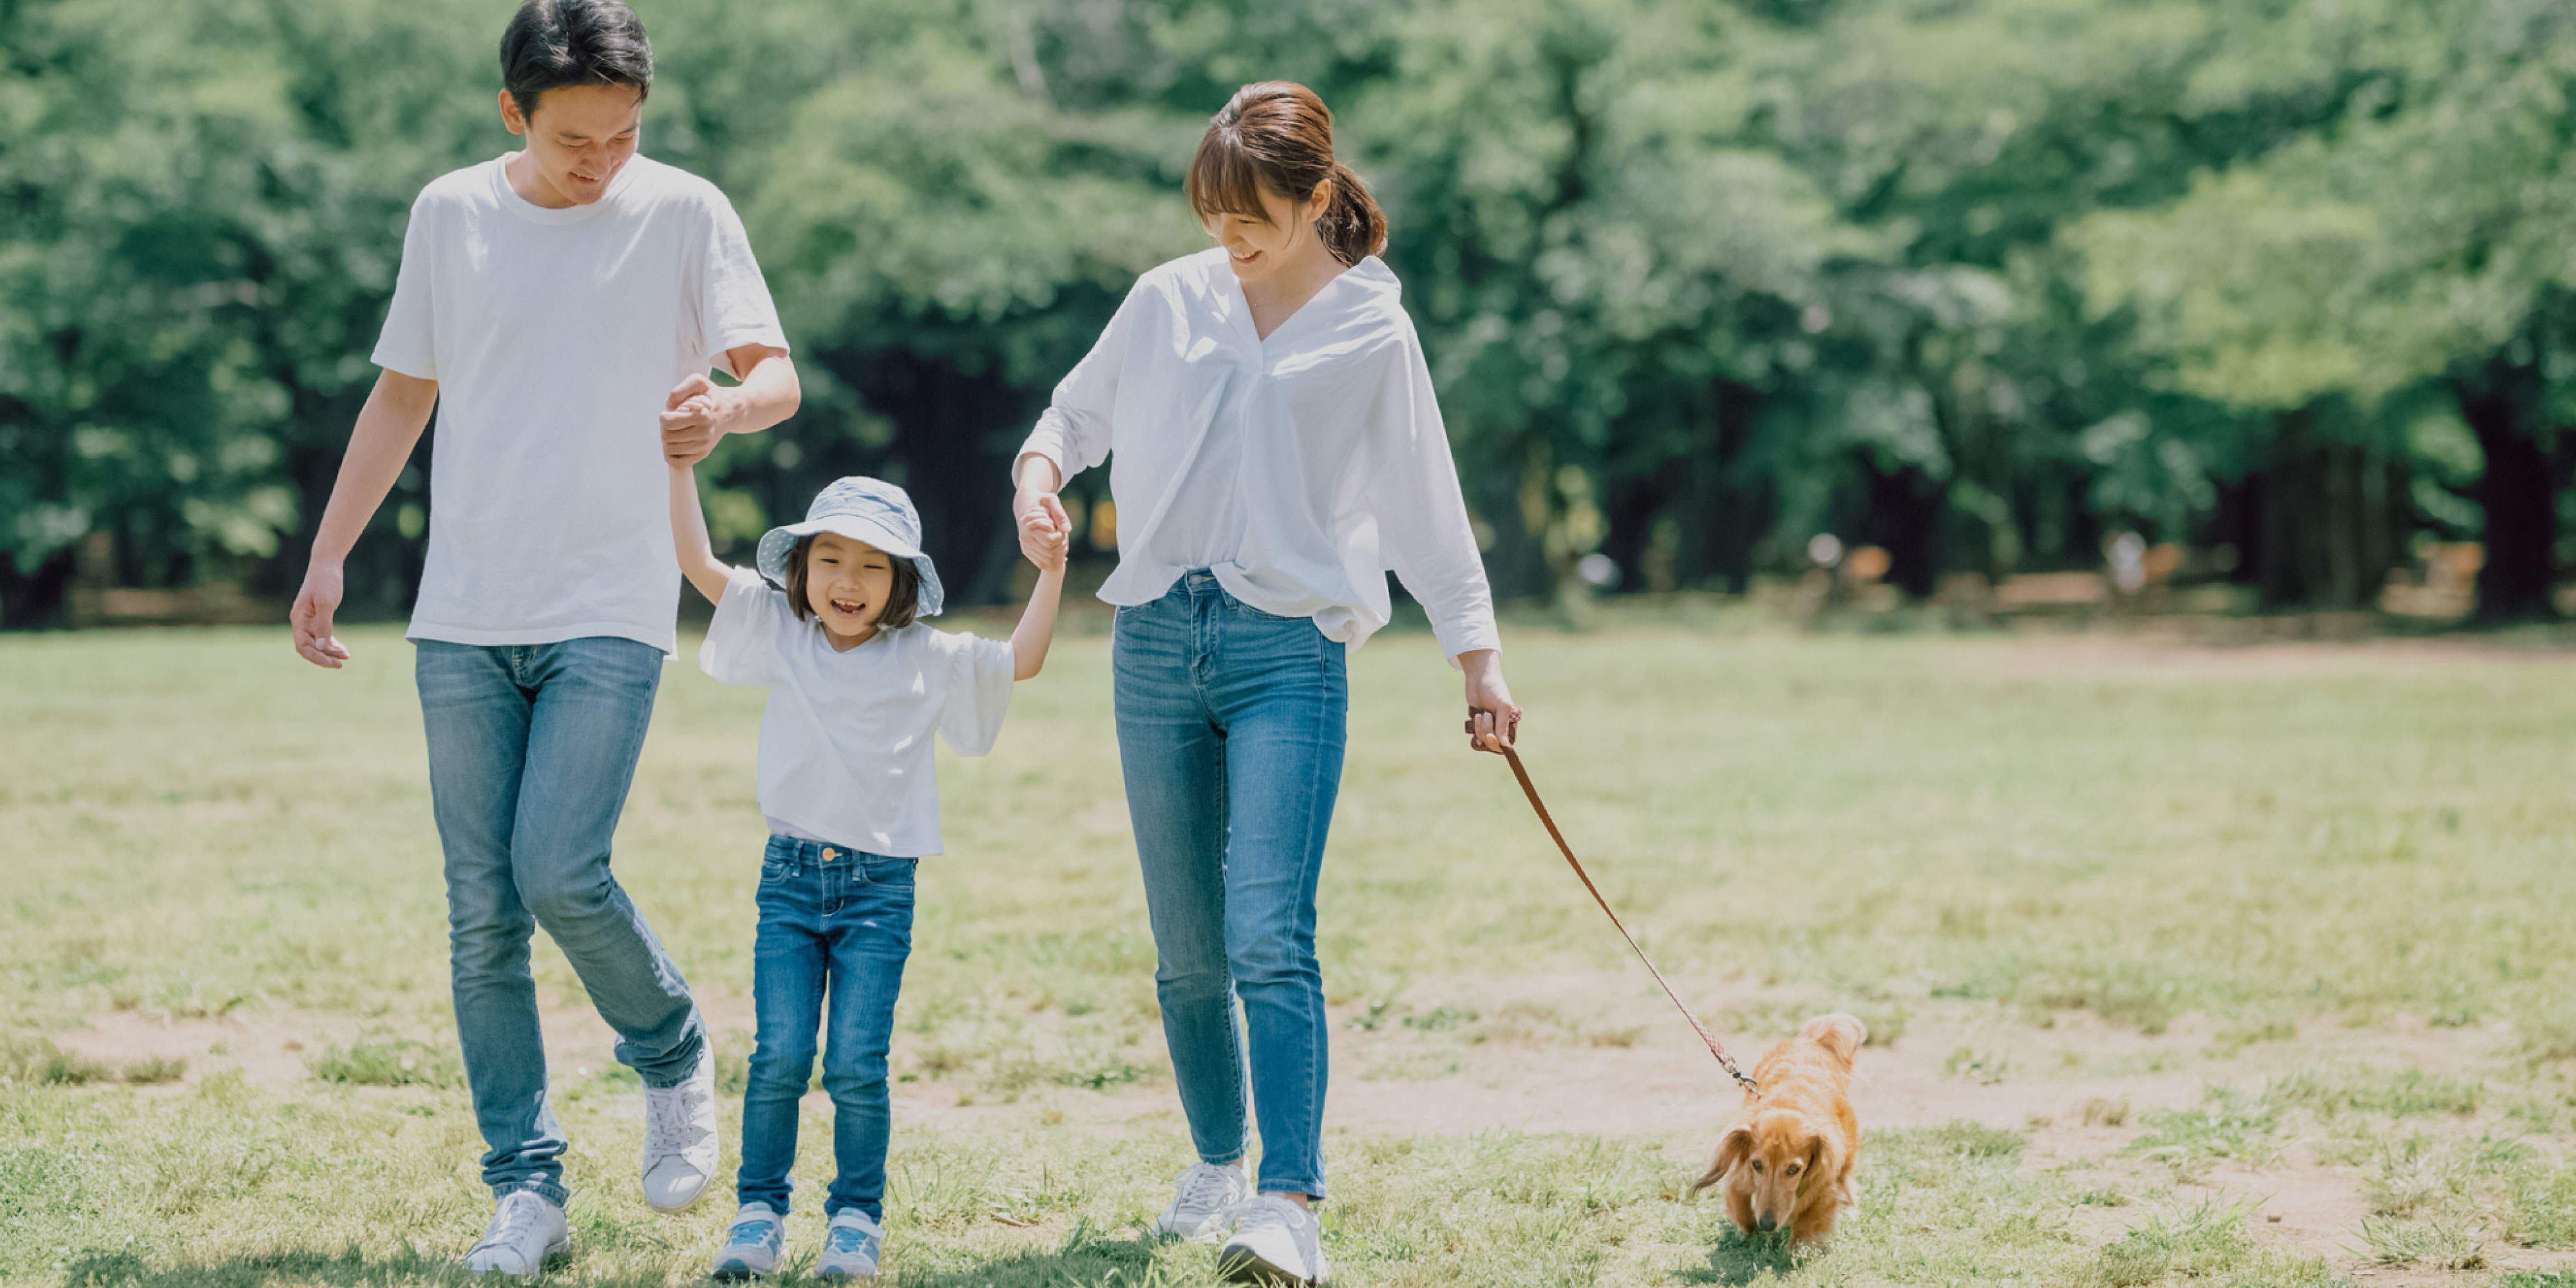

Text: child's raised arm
xmin=670 ymin=462 xmax=732 ymax=607
xmin=1010 ymin=507 xmax=1069 ymax=680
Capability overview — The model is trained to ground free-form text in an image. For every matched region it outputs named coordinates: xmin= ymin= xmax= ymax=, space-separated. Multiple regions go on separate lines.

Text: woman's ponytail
xmin=1188 ymin=82 xmax=1390 ymax=267
xmin=1319 ymin=161 xmax=1387 ymax=266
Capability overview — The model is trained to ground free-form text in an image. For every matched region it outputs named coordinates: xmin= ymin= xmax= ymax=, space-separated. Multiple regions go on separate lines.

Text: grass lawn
xmin=6 ymin=615 xmax=2576 ymax=1286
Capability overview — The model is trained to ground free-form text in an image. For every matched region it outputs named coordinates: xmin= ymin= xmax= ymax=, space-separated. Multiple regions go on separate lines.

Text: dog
xmin=1691 ymin=1012 xmax=1865 ymax=1243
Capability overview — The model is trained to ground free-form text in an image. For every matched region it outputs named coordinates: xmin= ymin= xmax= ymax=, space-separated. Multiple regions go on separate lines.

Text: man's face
xmin=498 ymin=84 xmax=643 ymax=208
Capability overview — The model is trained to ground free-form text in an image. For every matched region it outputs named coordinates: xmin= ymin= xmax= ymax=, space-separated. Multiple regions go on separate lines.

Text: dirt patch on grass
xmin=64 ymin=976 xmax=2566 ymax=1283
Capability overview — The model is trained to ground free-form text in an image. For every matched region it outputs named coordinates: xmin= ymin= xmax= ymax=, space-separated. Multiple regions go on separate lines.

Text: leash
xmin=1472 ymin=712 xmax=1758 ymax=1094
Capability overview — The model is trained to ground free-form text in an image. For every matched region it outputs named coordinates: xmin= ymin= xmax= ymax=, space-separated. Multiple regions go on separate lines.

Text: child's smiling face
xmin=804 ymin=533 xmax=896 ymax=648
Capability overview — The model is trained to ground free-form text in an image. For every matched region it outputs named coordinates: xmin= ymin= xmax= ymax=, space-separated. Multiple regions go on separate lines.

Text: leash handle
xmin=1472 ymin=714 xmax=1757 ymax=1093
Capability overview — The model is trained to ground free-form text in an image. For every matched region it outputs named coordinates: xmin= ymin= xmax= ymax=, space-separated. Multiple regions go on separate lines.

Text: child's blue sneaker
xmin=816 ymin=1210 xmax=882 ymax=1279
xmin=712 ymin=1203 xmax=785 ymax=1280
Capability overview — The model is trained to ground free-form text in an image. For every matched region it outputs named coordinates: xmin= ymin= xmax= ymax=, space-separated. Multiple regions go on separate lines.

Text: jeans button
xmin=822 ymin=848 xmax=837 ymax=862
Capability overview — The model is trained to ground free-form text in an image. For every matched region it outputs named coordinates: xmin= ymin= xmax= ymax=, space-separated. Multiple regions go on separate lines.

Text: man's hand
xmin=1460 ymin=649 xmax=1520 ymax=754
xmin=292 ymin=560 xmax=352 ymax=669
xmin=661 ymin=374 xmax=730 ymax=466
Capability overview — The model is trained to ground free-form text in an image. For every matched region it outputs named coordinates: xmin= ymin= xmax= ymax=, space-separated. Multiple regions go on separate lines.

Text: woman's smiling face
xmin=804 ymin=533 xmax=896 ymax=643
xmin=1202 ymin=178 xmax=1333 ymax=285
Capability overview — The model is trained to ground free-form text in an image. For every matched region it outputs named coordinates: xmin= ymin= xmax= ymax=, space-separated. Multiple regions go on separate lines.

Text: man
xmin=287 ymin=0 xmax=799 ymax=1274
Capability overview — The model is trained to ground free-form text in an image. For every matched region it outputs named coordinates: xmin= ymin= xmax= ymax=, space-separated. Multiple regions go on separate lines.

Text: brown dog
xmin=1692 ymin=1013 xmax=1865 ymax=1242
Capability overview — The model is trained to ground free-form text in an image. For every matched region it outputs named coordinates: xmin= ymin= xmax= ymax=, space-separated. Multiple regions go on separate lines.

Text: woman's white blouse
xmin=1015 ymin=249 xmax=1501 ymax=663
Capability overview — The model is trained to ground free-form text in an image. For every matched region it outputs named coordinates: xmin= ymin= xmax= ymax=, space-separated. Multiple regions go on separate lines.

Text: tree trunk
xmin=842 ymin=352 xmax=1039 ymax=607
xmin=1857 ymin=453 xmax=1945 ymax=600
xmin=0 ymin=545 xmax=78 ymax=630
xmin=2452 ymin=366 xmax=2559 ymax=622
xmin=1673 ymin=379 xmax=1770 ymax=594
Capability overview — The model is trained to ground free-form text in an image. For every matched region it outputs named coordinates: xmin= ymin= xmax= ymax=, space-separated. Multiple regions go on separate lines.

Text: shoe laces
xmin=644 ymin=1077 xmax=704 ymax=1160
xmin=476 ymin=1193 xmax=548 ymax=1252
xmin=1173 ymin=1162 xmax=1244 ymax=1213
xmin=1231 ymin=1195 xmax=1304 ymax=1233
xmin=826 ymin=1222 xmax=878 ymax=1255
xmin=726 ymin=1215 xmax=778 ymax=1247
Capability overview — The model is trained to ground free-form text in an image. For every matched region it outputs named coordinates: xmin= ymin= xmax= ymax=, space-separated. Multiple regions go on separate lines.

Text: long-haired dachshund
xmin=1691 ymin=1013 xmax=1865 ymax=1242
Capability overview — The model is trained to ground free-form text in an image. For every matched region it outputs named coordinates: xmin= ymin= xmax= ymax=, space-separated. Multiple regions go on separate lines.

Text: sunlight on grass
xmin=8 ymin=622 xmax=2576 ymax=1283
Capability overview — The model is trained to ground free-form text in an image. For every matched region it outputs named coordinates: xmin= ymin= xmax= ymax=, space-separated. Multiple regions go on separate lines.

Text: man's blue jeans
xmin=416 ymin=637 xmax=706 ymax=1205
xmin=1113 ymin=573 xmax=1347 ymax=1200
xmin=734 ymin=835 xmax=916 ymax=1221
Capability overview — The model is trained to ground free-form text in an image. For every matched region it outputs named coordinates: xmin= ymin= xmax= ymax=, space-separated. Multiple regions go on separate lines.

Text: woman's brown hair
xmin=1186 ymin=81 xmax=1387 ymax=267
xmin=782 ymin=534 xmax=920 ymax=630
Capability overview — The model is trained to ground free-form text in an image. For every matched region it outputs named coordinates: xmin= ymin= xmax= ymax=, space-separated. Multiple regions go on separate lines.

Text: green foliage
xmin=9 ymin=0 xmax=2573 ymax=619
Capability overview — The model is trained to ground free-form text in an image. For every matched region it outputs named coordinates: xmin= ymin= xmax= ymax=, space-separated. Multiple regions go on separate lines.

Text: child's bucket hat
xmin=756 ymin=477 xmax=945 ymax=618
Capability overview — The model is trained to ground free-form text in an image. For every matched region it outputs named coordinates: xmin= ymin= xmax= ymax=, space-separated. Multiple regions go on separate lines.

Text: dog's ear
xmin=1804 ymin=1123 xmax=1847 ymax=1194
xmin=1692 ymin=1124 xmax=1754 ymax=1195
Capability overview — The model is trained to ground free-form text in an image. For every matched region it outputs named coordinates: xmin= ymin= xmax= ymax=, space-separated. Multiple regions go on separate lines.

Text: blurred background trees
xmin=5 ymin=0 xmax=2569 ymax=627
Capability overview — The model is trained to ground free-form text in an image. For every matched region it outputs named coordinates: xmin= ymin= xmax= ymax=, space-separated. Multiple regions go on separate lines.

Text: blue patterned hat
xmin=755 ymin=477 xmax=945 ymax=618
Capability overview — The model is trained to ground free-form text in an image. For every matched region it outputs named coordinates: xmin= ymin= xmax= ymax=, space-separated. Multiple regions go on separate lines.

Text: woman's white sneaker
xmin=1218 ymin=1195 xmax=1328 ymax=1285
xmin=815 ymin=1210 xmax=883 ymax=1279
xmin=1156 ymin=1159 xmax=1253 ymax=1240
xmin=463 ymin=1190 xmax=569 ymax=1277
xmin=710 ymin=1203 xmax=785 ymax=1280
xmin=641 ymin=1048 xmax=719 ymax=1211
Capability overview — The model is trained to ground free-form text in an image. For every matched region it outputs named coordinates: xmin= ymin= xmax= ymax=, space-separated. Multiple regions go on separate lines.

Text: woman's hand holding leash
xmin=1460 ymin=649 xmax=1520 ymax=754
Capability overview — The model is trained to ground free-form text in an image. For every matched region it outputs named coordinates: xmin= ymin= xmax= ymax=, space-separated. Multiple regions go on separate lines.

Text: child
xmin=669 ymin=465 xmax=1067 ymax=1280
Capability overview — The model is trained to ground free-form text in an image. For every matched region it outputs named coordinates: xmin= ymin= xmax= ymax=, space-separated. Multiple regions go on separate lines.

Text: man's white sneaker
xmin=1218 ymin=1195 xmax=1328 ymax=1285
xmin=463 ymin=1190 xmax=569 ymax=1278
xmin=641 ymin=1047 xmax=719 ymax=1211
xmin=710 ymin=1203 xmax=785 ymax=1280
xmin=1155 ymin=1159 xmax=1253 ymax=1240
xmin=815 ymin=1210 xmax=883 ymax=1279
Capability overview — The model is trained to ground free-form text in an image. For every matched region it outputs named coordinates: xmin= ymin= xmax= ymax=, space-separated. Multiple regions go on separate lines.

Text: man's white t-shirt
xmin=699 ymin=568 xmax=1017 ymax=858
xmin=372 ymin=154 xmax=789 ymax=657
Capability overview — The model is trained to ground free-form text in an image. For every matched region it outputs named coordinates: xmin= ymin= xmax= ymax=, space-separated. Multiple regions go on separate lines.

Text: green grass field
xmin=6 ymin=616 xmax=2576 ymax=1287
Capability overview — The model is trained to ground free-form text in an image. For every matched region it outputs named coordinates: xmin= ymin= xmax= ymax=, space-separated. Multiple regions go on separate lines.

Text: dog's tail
xmin=1803 ymin=1012 xmax=1867 ymax=1064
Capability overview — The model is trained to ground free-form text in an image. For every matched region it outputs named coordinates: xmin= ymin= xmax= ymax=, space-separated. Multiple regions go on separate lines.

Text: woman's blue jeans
xmin=734 ymin=835 xmax=916 ymax=1221
xmin=1114 ymin=572 xmax=1347 ymax=1200
xmin=415 ymin=637 xmax=707 ymax=1206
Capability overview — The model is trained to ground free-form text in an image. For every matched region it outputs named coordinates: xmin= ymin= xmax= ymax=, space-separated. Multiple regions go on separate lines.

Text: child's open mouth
xmin=829 ymin=598 xmax=867 ymax=617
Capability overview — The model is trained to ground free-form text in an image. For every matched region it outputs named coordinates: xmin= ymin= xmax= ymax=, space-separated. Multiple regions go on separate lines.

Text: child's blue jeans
xmin=735 ymin=834 xmax=916 ymax=1221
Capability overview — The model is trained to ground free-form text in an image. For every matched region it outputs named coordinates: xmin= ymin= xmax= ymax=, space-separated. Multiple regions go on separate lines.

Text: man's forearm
xmin=723 ymin=350 xmax=800 ymax=437
xmin=310 ymin=372 xmax=437 ymax=564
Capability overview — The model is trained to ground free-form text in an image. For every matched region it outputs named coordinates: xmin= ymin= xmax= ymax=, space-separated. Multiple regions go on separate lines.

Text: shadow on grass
xmin=1674 ymin=1227 xmax=1801 ymax=1286
xmin=60 ymin=1227 xmax=1175 ymax=1288
xmin=66 ymin=1247 xmax=487 ymax=1288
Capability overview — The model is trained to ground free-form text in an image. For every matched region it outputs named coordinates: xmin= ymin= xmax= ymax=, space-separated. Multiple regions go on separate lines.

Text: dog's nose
xmin=1757 ymin=1213 xmax=1776 ymax=1233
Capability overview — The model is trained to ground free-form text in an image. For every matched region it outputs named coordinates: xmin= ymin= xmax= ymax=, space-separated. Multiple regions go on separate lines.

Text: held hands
xmin=291 ymin=561 xmax=351 ymax=669
xmin=1019 ymin=503 xmax=1070 ymax=573
xmin=1016 ymin=491 xmax=1073 ymax=569
xmin=661 ymin=374 xmax=729 ymax=466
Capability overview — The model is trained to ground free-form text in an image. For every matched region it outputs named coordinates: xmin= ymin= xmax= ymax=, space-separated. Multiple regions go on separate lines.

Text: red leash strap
xmin=1477 ymin=719 xmax=1757 ymax=1092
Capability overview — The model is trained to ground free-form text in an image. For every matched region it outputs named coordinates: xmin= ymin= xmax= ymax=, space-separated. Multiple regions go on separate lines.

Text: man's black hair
xmin=500 ymin=0 xmax=654 ymax=123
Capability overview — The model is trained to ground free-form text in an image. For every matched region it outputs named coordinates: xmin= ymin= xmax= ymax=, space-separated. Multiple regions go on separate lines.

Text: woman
xmin=1010 ymin=80 xmax=1519 ymax=1286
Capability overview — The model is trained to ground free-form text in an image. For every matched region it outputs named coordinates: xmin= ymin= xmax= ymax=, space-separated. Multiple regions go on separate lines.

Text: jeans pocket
xmin=1226 ymin=596 xmax=1302 ymax=623
xmin=864 ymin=856 xmax=917 ymax=889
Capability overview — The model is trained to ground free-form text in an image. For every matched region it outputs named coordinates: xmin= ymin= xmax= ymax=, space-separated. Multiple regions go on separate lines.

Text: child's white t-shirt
xmin=372 ymin=154 xmax=788 ymax=658
xmin=699 ymin=567 xmax=1016 ymax=857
